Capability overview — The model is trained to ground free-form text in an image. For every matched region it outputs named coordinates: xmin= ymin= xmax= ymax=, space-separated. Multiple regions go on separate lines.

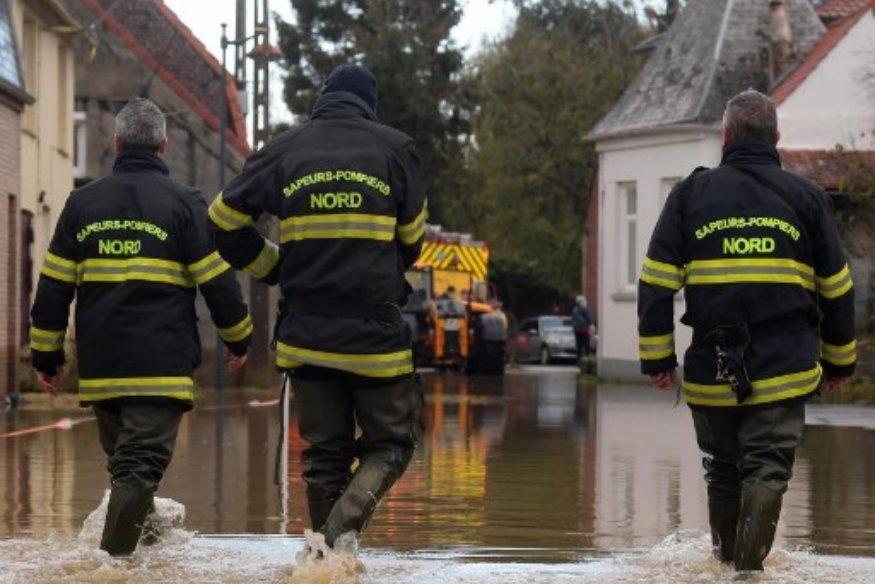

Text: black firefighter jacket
xmin=638 ymin=141 xmax=856 ymax=407
xmin=208 ymin=91 xmax=426 ymax=379
xmin=30 ymin=148 xmax=252 ymax=406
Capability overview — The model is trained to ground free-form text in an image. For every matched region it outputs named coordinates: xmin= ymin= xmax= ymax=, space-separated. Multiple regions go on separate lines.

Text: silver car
xmin=509 ymin=316 xmax=578 ymax=364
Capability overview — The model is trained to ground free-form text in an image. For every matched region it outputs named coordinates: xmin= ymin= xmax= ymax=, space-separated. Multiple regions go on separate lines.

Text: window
xmin=73 ymin=110 xmax=87 ymax=179
xmin=21 ymin=16 xmax=36 ymax=133
xmin=618 ymin=182 xmax=638 ymax=290
xmin=57 ymin=44 xmax=70 ymax=152
xmin=660 ymin=177 xmax=681 ymax=209
xmin=20 ymin=209 xmax=33 ymax=346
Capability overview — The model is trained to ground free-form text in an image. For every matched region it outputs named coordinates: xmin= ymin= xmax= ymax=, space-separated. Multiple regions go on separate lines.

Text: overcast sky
xmin=164 ymin=0 xmax=518 ymax=124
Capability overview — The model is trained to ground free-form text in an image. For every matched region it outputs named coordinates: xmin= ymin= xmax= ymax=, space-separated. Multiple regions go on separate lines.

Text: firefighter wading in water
xmin=638 ymin=89 xmax=855 ymax=571
xmin=29 ymin=98 xmax=251 ymax=556
xmin=209 ymin=64 xmax=426 ymax=548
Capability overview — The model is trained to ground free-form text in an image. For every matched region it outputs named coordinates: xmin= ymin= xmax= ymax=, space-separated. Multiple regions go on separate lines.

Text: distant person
xmin=638 ymin=89 xmax=855 ymax=571
xmin=571 ymin=295 xmax=593 ymax=358
xmin=29 ymin=98 xmax=251 ymax=556
xmin=208 ymin=64 xmax=426 ymax=550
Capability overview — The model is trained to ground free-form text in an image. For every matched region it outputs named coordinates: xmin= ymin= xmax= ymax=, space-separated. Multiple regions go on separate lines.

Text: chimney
xmin=769 ymin=0 xmax=796 ymax=79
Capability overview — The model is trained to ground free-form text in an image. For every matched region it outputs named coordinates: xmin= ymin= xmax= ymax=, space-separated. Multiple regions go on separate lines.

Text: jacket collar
xmin=113 ymin=146 xmax=169 ymax=175
xmin=721 ymin=140 xmax=782 ymax=168
xmin=311 ymin=92 xmax=377 ymax=122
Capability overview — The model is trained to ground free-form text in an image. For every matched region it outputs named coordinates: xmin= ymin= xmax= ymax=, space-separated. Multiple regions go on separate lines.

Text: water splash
xmin=77 ymin=489 xmax=187 ymax=547
xmin=278 ymin=530 xmax=365 ymax=584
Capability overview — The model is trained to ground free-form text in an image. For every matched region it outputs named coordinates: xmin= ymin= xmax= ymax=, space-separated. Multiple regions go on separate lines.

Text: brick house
xmin=0 ymin=0 xmax=31 ymax=405
xmin=60 ymin=0 xmax=263 ymax=386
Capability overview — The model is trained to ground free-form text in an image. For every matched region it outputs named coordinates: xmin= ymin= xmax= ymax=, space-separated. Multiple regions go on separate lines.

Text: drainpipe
xmin=769 ymin=0 xmax=796 ymax=79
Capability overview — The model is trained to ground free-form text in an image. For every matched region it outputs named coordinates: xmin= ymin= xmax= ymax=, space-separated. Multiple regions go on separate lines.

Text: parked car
xmin=508 ymin=316 xmax=578 ymax=364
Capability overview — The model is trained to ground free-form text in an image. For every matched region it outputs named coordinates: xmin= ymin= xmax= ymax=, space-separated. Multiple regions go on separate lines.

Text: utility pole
xmin=234 ymin=0 xmax=275 ymax=387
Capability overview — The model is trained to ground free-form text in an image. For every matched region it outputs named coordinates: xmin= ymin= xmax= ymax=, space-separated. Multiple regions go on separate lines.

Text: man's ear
xmin=157 ymin=137 xmax=168 ymax=154
xmin=773 ymin=130 xmax=781 ymax=146
xmin=114 ymin=135 xmax=124 ymax=155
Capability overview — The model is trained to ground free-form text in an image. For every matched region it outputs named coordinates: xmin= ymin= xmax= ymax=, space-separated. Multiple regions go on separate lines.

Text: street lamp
xmin=214 ymin=22 xmax=280 ymax=389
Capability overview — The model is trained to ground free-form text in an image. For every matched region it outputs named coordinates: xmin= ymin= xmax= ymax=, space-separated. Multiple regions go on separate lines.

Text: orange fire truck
xmin=403 ymin=226 xmax=507 ymax=375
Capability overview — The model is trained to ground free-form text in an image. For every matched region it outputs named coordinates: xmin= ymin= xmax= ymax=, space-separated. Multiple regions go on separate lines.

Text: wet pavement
xmin=2 ymin=365 xmax=875 ymax=582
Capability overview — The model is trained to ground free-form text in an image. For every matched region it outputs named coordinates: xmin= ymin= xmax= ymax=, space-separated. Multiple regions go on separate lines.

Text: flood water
xmin=3 ymin=366 xmax=875 ymax=582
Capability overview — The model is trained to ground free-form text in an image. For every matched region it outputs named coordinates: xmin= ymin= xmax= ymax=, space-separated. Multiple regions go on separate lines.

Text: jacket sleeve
xmin=638 ymin=177 xmax=689 ymax=375
xmin=809 ymin=191 xmax=855 ymax=378
xmin=208 ymin=146 xmax=282 ymax=285
xmin=392 ymin=141 xmax=427 ymax=269
xmin=30 ymin=197 xmax=79 ymax=375
xmin=184 ymin=194 xmax=253 ymax=356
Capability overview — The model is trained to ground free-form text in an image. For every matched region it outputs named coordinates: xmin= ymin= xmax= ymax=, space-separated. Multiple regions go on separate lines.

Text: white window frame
xmin=73 ymin=110 xmax=87 ymax=179
xmin=617 ymin=181 xmax=638 ymax=292
xmin=659 ymin=177 xmax=682 ymax=209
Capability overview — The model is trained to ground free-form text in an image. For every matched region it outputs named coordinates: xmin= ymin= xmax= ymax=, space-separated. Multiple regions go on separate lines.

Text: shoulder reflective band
xmin=640 ymin=257 xmax=684 ymax=290
xmin=41 ymin=251 xmax=78 ymax=284
xmin=821 ymin=339 xmax=856 ymax=367
xmin=816 ymin=264 xmax=853 ymax=299
xmin=208 ymin=192 xmax=256 ymax=231
xmin=685 ymin=258 xmax=814 ymax=290
xmin=219 ymin=314 xmax=253 ymax=343
xmin=78 ymin=376 xmax=195 ymax=402
xmin=30 ymin=326 xmax=66 ymax=352
xmin=683 ymin=365 xmax=821 ymax=407
xmin=397 ymin=207 xmax=427 ymax=245
xmin=280 ymin=213 xmax=396 ymax=243
xmin=275 ymin=342 xmax=413 ymax=378
xmin=188 ymin=251 xmax=231 ymax=285
xmin=244 ymin=240 xmax=280 ymax=279
xmin=79 ymin=258 xmax=194 ymax=288
xmin=639 ymin=332 xmax=674 ymax=361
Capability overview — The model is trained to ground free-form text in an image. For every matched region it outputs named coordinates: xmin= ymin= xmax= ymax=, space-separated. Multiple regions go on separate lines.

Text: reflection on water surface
xmin=3 ymin=366 xmax=875 ymax=581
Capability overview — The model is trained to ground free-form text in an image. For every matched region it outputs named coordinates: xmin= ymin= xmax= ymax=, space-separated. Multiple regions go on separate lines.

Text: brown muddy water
xmin=2 ymin=366 xmax=875 ymax=583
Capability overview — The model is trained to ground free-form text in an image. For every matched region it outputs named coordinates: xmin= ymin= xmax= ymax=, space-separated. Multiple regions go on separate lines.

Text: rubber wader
xmin=319 ymin=457 xmax=402 ymax=547
xmin=708 ymin=493 xmax=740 ymax=563
xmin=100 ymin=486 xmax=154 ymax=556
xmin=734 ymin=482 xmax=783 ymax=571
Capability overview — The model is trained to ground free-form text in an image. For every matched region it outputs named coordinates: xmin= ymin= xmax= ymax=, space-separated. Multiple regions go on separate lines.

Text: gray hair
xmin=115 ymin=97 xmax=166 ymax=149
xmin=723 ymin=89 xmax=778 ymax=144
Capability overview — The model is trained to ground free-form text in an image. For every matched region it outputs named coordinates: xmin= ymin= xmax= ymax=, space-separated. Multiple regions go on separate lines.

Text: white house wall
xmin=596 ymin=130 xmax=722 ymax=379
xmin=778 ymin=12 xmax=875 ymax=150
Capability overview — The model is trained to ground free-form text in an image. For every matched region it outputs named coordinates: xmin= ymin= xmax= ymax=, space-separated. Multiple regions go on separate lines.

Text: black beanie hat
xmin=321 ymin=64 xmax=378 ymax=111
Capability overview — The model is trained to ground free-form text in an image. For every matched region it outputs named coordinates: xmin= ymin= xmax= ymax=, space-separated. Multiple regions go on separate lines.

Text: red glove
xmin=649 ymin=369 xmax=678 ymax=391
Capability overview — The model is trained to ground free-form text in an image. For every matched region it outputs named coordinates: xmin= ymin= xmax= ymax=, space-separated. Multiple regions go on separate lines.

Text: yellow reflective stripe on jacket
xmin=686 ymin=258 xmax=815 ymax=290
xmin=280 ymin=213 xmax=396 ymax=243
xmin=275 ymin=342 xmax=413 ymax=378
xmin=683 ymin=365 xmax=821 ymax=407
xmin=41 ymin=251 xmax=78 ymax=283
xmin=187 ymin=251 xmax=231 ymax=285
xmin=822 ymin=339 xmax=856 ymax=367
xmin=816 ymin=264 xmax=853 ymax=299
xmin=79 ymin=258 xmax=195 ymax=288
xmin=397 ymin=208 xmax=427 ymax=245
xmin=640 ymin=257 xmax=685 ymax=290
xmin=78 ymin=376 xmax=195 ymax=402
xmin=30 ymin=326 xmax=66 ymax=352
xmin=218 ymin=314 xmax=253 ymax=343
xmin=244 ymin=240 xmax=280 ymax=279
xmin=639 ymin=332 xmax=674 ymax=360
xmin=208 ymin=192 xmax=255 ymax=231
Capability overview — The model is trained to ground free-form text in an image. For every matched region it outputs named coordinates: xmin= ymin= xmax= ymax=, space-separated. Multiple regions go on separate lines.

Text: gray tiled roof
xmin=588 ymin=0 xmax=825 ymax=141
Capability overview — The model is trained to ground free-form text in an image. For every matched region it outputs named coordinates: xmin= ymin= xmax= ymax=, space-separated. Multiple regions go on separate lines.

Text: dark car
xmin=508 ymin=316 xmax=578 ymax=364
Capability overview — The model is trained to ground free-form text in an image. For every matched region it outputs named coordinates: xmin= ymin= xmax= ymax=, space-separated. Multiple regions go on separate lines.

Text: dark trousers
xmin=691 ymin=401 xmax=805 ymax=497
xmin=691 ymin=401 xmax=805 ymax=569
xmin=293 ymin=372 xmax=423 ymax=539
xmin=93 ymin=400 xmax=186 ymax=492
xmin=574 ymin=331 xmax=591 ymax=358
